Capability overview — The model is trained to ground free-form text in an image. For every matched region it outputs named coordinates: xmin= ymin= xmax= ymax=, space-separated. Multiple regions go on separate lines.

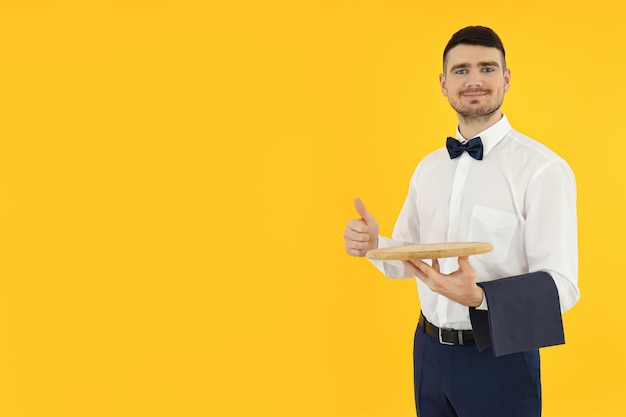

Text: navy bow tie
xmin=446 ymin=136 xmax=484 ymax=160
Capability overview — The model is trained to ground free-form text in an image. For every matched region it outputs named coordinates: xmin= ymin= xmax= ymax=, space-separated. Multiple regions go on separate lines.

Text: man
xmin=343 ymin=26 xmax=579 ymax=417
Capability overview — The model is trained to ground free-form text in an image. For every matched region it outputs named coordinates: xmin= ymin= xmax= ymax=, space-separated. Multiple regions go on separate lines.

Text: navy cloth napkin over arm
xmin=468 ymin=271 xmax=565 ymax=357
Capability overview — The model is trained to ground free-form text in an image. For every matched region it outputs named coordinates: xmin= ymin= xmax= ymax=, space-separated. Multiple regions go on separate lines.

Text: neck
xmin=458 ymin=111 xmax=502 ymax=140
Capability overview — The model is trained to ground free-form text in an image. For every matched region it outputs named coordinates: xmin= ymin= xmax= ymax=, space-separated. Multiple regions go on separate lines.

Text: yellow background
xmin=0 ymin=1 xmax=622 ymax=416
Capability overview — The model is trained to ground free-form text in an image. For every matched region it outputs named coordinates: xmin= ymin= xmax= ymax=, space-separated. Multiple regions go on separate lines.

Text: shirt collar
xmin=455 ymin=114 xmax=512 ymax=157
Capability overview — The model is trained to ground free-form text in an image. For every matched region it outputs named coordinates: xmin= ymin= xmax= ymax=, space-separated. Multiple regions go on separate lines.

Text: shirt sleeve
xmin=367 ymin=167 xmax=422 ymax=279
xmin=476 ymin=293 xmax=488 ymax=310
xmin=524 ymin=160 xmax=580 ymax=312
xmin=367 ymin=236 xmax=414 ymax=279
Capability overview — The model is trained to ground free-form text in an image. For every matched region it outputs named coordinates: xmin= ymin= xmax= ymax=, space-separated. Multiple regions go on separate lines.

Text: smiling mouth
xmin=462 ymin=91 xmax=488 ymax=98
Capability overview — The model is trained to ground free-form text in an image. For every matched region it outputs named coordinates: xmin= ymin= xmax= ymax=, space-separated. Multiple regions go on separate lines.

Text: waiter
xmin=343 ymin=26 xmax=579 ymax=417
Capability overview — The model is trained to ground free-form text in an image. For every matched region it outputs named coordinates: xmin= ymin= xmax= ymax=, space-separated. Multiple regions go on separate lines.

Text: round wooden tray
xmin=365 ymin=242 xmax=493 ymax=260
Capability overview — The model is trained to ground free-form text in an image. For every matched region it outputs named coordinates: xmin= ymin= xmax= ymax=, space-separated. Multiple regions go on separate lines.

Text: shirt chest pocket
xmin=468 ymin=205 xmax=519 ymax=263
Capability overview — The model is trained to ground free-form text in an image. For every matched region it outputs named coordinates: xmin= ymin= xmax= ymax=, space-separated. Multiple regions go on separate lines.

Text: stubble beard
xmin=449 ymin=90 xmax=504 ymax=125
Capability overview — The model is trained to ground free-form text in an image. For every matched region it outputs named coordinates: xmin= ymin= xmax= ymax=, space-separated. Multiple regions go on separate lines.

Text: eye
xmin=482 ymin=67 xmax=495 ymax=73
xmin=455 ymin=69 xmax=468 ymax=75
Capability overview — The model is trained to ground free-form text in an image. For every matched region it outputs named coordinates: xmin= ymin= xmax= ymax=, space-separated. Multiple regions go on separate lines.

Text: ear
xmin=439 ymin=73 xmax=448 ymax=97
xmin=503 ymin=68 xmax=511 ymax=92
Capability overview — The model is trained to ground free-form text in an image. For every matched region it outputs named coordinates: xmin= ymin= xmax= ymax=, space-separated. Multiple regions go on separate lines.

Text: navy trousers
xmin=413 ymin=324 xmax=542 ymax=417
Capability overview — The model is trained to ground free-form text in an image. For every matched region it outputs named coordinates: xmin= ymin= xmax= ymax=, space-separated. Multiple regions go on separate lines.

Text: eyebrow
xmin=449 ymin=61 xmax=501 ymax=72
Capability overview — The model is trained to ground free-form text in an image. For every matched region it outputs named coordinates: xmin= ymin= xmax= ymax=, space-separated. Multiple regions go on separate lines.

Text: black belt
xmin=419 ymin=312 xmax=475 ymax=346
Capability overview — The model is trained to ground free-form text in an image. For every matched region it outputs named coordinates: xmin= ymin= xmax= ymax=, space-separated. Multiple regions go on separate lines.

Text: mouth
xmin=461 ymin=90 xmax=489 ymax=99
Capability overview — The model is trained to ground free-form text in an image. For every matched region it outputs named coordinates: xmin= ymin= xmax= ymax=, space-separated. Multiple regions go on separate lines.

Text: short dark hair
xmin=443 ymin=26 xmax=506 ymax=72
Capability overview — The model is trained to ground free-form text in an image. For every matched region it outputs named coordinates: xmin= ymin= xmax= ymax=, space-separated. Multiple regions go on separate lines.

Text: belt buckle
xmin=438 ymin=327 xmax=455 ymax=345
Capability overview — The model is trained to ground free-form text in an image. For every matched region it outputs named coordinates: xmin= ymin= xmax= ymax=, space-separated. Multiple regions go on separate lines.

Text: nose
xmin=465 ymin=76 xmax=483 ymax=88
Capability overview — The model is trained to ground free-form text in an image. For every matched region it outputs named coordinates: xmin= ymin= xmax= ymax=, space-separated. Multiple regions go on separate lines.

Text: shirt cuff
xmin=476 ymin=291 xmax=489 ymax=310
xmin=375 ymin=236 xmax=395 ymax=249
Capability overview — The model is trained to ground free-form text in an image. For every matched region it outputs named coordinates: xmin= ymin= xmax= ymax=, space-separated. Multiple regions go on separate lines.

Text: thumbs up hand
xmin=343 ymin=198 xmax=380 ymax=257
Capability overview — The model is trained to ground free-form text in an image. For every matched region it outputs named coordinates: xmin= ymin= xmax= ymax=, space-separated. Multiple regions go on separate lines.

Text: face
xmin=440 ymin=44 xmax=511 ymax=121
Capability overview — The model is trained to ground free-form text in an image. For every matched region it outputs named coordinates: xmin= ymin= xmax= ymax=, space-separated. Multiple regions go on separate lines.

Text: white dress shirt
xmin=369 ymin=115 xmax=580 ymax=330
